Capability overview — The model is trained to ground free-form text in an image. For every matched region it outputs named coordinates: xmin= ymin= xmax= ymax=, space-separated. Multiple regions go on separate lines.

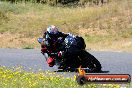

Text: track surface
xmin=0 ymin=48 xmax=132 ymax=77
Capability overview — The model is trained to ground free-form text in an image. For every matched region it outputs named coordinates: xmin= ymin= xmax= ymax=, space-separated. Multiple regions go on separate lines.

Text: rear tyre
xmin=80 ymin=50 xmax=102 ymax=72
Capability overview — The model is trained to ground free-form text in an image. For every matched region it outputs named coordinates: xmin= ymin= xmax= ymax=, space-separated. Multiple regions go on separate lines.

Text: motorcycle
xmin=38 ymin=34 xmax=102 ymax=72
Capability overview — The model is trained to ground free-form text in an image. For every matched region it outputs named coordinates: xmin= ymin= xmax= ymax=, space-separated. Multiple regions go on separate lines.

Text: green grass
xmin=0 ymin=66 xmax=78 ymax=88
xmin=0 ymin=0 xmax=131 ymax=34
xmin=0 ymin=66 xmax=130 ymax=88
xmin=0 ymin=0 xmax=132 ymax=51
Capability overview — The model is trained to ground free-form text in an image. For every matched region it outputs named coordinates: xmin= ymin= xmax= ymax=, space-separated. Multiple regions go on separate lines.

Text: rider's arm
xmin=58 ymin=32 xmax=68 ymax=40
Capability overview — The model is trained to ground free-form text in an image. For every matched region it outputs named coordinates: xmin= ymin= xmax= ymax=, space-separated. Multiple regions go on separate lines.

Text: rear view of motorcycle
xmin=38 ymin=33 xmax=102 ymax=72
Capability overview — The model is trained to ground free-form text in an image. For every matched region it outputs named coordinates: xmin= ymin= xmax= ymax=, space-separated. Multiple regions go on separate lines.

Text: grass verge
xmin=0 ymin=66 xmax=130 ymax=88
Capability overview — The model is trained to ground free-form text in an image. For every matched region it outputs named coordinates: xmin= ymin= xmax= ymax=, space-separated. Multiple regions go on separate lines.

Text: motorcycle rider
xmin=41 ymin=25 xmax=68 ymax=67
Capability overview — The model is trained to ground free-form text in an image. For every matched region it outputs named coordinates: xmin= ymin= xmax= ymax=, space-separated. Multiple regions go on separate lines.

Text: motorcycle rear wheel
xmin=80 ymin=50 xmax=102 ymax=72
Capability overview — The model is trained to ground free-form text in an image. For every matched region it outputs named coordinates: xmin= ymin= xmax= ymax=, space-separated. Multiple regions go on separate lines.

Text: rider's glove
xmin=58 ymin=51 xmax=64 ymax=58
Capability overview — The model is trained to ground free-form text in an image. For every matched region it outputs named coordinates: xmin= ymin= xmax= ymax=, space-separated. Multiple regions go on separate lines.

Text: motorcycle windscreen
xmin=37 ymin=38 xmax=43 ymax=44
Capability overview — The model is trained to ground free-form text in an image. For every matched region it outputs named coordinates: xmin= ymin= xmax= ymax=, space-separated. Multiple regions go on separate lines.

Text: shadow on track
xmin=54 ymin=69 xmax=109 ymax=73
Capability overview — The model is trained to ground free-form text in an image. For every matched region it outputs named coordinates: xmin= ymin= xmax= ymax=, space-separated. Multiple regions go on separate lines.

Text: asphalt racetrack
xmin=0 ymin=48 xmax=132 ymax=78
